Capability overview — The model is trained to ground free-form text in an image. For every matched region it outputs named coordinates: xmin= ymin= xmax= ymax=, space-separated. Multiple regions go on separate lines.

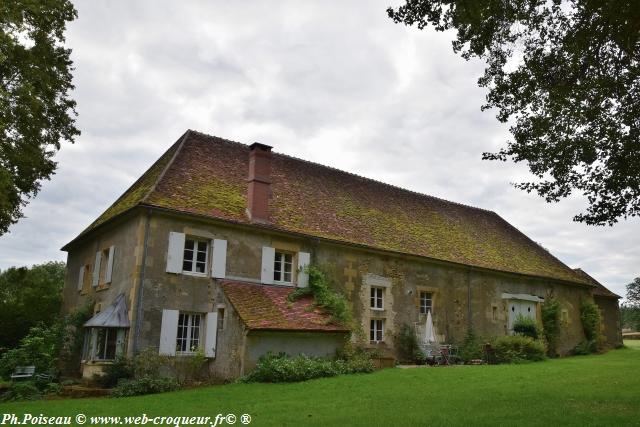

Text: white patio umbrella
xmin=425 ymin=310 xmax=437 ymax=344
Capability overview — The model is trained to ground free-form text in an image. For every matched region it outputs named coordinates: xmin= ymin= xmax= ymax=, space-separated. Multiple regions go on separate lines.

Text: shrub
xmin=58 ymin=302 xmax=93 ymax=377
xmin=394 ymin=324 xmax=420 ymax=363
xmin=513 ymin=315 xmax=539 ymax=339
xmin=288 ymin=266 xmax=352 ymax=327
xmin=492 ymin=335 xmax=547 ymax=363
xmin=458 ymin=329 xmax=484 ymax=363
xmin=413 ymin=348 xmax=427 ymax=365
xmin=133 ymin=347 xmax=169 ymax=378
xmin=171 ymin=349 xmax=207 ymax=384
xmin=541 ymin=297 xmax=561 ymax=356
xmin=580 ymin=300 xmax=601 ymax=342
xmin=240 ymin=352 xmax=373 ymax=383
xmin=0 ymin=304 xmax=93 ymax=381
xmin=111 ymin=376 xmax=180 ymax=398
xmin=95 ymin=356 xmax=134 ymax=388
xmin=572 ymin=340 xmax=597 ymax=355
xmin=0 ymin=324 xmax=62 ymax=380
xmin=1 ymin=381 xmax=41 ymax=402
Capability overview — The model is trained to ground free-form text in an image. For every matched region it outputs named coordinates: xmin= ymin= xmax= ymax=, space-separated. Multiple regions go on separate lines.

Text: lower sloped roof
xmin=221 ymin=280 xmax=350 ymax=332
xmin=84 ymin=293 xmax=130 ymax=328
xmin=573 ymin=269 xmax=621 ymax=299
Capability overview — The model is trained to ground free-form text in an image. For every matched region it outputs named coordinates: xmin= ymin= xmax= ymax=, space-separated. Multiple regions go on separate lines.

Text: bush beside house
xmin=239 ymin=351 xmax=374 ymax=383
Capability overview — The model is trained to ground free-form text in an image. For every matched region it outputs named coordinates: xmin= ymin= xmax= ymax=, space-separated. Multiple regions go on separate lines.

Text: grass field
xmin=1 ymin=344 xmax=639 ymax=426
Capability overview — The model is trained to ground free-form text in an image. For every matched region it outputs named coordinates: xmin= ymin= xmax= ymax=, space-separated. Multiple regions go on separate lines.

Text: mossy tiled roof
xmin=74 ymin=129 xmax=588 ymax=285
xmin=221 ymin=281 xmax=350 ymax=331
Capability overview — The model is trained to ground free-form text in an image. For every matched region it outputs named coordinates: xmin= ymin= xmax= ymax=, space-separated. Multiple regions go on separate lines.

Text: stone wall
xmin=62 ymin=212 xmax=146 ymax=358
xmin=64 ymin=208 xmax=610 ymax=378
xmin=595 ymin=296 xmax=623 ymax=348
xmin=244 ymin=331 xmax=347 ymax=371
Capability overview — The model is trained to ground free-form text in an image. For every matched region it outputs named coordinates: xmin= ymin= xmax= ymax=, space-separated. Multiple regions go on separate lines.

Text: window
xmin=176 ymin=313 xmax=202 ymax=353
xmin=370 ymin=319 xmax=384 ymax=343
xmin=183 ymin=239 xmax=208 ymax=274
xmin=370 ymin=287 xmax=384 ymax=310
xmin=217 ymin=308 xmax=225 ymax=330
xmin=420 ymin=292 xmax=433 ymax=314
xmin=274 ymin=251 xmax=293 ymax=283
xmin=83 ymin=328 xmax=126 ymax=361
xmin=77 ymin=265 xmax=89 ymax=291
xmin=99 ymin=248 xmax=110 ymax=284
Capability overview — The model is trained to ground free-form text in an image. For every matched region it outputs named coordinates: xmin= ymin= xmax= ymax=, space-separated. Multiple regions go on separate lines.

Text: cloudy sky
xmin=0 ymin=0 xmax=637 ymax=297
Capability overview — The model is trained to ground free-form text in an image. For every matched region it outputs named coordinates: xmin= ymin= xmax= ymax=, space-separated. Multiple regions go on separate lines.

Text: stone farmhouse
xmin=62 ymin=130 xmax=622 ymax=379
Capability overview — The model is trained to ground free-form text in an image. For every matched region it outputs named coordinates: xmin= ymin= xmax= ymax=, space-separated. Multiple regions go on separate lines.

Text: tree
xmin=0 ymin=261 xmax=65 ymax=351
xmin=620 ymin=304 xmax=640 ymax=331
xmin=0 ymin=0 xmax=79 ymax=235
xmin=388 ymin=1 xmax=640 ymax=225
xmin=627 ymin=277 xmax=640 ymax=306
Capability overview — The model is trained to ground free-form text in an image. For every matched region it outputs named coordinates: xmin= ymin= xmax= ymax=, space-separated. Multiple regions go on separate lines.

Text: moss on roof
xmin=221 ymin=280 xmax=350 ymax=331
xmin=70 ymin=130 xmax=589 ymax=285
xmin=573 ymin=269 xmax=620 ymax=298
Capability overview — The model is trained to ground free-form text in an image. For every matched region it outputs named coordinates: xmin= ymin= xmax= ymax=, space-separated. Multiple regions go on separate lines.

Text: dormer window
xmin=274 ymin=251 xmax=293 ymax=284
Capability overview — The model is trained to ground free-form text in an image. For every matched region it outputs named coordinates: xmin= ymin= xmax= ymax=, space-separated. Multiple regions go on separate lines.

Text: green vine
xmin=580 ymin=299 xmax=601 ymax=342
xmin=289 ymin=266 xmax=352 ymax=328
xmin=541 ymin=296 xmax=561 ymax=356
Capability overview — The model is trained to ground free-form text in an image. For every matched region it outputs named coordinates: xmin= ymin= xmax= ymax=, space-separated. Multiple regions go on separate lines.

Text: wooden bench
xmin=10 ymin=365 xmax=35 ymax=380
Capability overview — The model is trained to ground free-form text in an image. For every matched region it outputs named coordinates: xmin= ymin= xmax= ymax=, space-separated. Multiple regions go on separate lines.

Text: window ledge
xmin=82 ymin=360 xmax=115 ymax=365
xmin=272 ymin=281 xmax=294 ymax=287
xmin=370 ymin=307 xmax=385 ymax=311
xmin=182 ymin=271 xmax=208 ymax=278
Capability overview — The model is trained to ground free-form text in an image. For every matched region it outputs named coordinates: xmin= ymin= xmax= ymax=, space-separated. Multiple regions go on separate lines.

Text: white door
xmin=508 ymin=300 xmax=537 ymax=332
xmin=520 ymin=301 xmax=536 ymax=320
xmin=508 ymin=301 xmax=519 ymax=331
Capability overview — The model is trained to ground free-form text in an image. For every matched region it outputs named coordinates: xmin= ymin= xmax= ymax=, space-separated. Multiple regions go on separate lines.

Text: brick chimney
xmin=246 ymin=142 xmax=273 ymax=223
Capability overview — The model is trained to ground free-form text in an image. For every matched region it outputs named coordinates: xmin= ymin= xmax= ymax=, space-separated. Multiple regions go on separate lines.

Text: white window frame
xmin=370 ymin=319 xmax=384 ymax=343
xmin=273 ymin=251 xmax=294 ymax=284
xmin=420 ymin=291 xmax=433 ymax=314
xmin=182 ymin=238 xmax=209 ymax=276
xmin=83 ymin=327 xmax=126 ymax=361
xmin=370 ymin=287 xmax=384 ymax=310
xmin=176 ymin=312 xmax=203 ymax=354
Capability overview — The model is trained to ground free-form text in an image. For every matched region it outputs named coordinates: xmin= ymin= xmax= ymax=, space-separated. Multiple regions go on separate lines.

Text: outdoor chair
xmin=10 ymin=365 xmax=35 ymax=380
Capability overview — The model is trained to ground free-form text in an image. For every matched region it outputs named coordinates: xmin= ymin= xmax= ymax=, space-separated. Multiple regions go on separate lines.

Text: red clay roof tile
xmin=221 ymin=280 xmax=350 ymax=332
xmin=70 ymin=129 xmax=590 ymax=285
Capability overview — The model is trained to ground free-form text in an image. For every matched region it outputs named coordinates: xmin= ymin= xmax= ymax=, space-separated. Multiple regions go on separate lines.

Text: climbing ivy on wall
xmin=289 ymin=266 xmax=353 ymax=328
xmin=580 ymin=300 xmax=601 ymax=342
xmin=541 ymin=297 xmax=561 ymax=356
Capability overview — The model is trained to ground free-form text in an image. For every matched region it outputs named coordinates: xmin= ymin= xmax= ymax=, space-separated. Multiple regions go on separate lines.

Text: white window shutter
xmin=77 ymin=266 xmax=85 ymax=291
xmin=166 ymin=232 xmax=185 ymax=273
xmin=105 ymin=246 xmax=115 ymax=284
xmin=204 ymin=312 xmax=218 ymax=358
xmin=159 ymin=309 xmax=179 ymax=356
xmin=261 ymin=246 xmax=275 ymax=284
xmin=211 ymin=239 xmax=227 ymax=279
xmin=297 ymin=252 xmax=311 ymax=287
xmin=91 ymin=251 xmax=101 ymax=287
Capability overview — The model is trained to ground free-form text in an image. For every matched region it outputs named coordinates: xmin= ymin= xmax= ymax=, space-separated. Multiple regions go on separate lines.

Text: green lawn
xmin=624 ymin=339 xmax=640 ymax=350
xmin=2 ymin=346 xmax=640 ymax=426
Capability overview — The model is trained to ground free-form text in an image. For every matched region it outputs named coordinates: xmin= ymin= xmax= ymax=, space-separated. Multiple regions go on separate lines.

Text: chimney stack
xmin=246 ymin=142 xmax=273 ymax=223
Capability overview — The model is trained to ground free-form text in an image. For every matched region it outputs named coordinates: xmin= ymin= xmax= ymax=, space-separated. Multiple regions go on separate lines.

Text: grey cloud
xmin=0 ymin=0 xmax=637 ymax=299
